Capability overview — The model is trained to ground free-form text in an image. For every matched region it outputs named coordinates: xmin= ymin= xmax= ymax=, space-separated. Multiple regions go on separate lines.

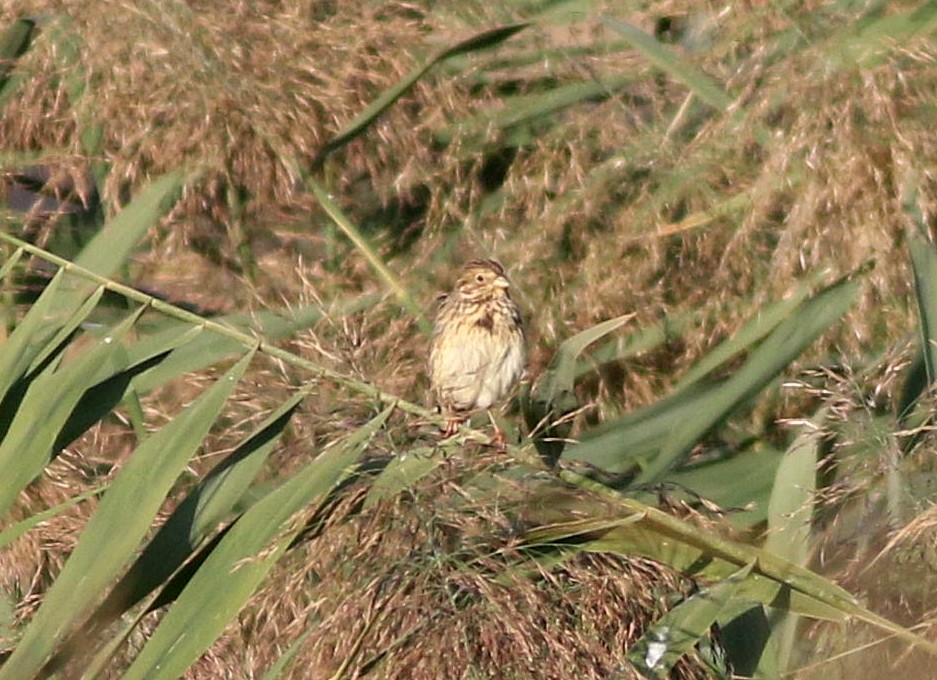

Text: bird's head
xmin=455 ymin=259 xmax=512 ymax=303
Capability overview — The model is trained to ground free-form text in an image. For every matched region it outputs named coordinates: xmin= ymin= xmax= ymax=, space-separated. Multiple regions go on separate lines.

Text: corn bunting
xmin=429 ymin=259 xmax=525 ymax=439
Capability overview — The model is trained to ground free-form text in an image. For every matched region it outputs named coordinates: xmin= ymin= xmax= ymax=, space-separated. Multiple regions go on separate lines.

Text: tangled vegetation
xmin=4 ymin=1 xmax=937 ymax=678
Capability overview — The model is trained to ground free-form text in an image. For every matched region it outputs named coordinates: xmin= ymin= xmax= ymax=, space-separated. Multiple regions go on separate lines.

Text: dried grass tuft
xmin=7 ymin=0 xmax=937 ymax=675
xmin=209 ymin=450 xmax=712 ymax=679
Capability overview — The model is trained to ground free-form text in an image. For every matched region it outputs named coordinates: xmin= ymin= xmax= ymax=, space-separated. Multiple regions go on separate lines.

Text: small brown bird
xmin=429 ymin=259 xmax=526 ymax=440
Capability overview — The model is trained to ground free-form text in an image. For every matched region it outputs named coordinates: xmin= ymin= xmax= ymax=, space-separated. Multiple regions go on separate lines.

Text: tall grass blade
xmin=747 ymin=412 xmax=824 ymax=676
xmin=437 ymin=75 xmax=638 ymax=146
xmin=0 ymin=17 xmax=33 ymax=108
xmin=672 ymin=273 xmax=824 ymax=392
xmin=539 ymin=315 xmax=634 ymax=400
xmin=634 ymin=189 xmax=756 ymax=243
xmin=566 ymin=280 xmax=837 ymax=475
xmin=634 ymin=275 xmax=859 ymax=483
xmin=0 ymin=486 xmax=104 ymax=550
xmin=94 ymin=392 xmax=305 ymax=618
xmin=52 ymin=345 xmax=173 ymax=453
xmin=260 ymin=626 xmax=318 ymax=680
xmin=523 ymin=513 xmax=846 ymax=620
xmin=122 ymin=406 xmax=393 ymax=680
xmin=640 ymin=447 xmax=783 ymax=529
xmin=0 ymin=304 xmax=145 ymax=516
xmin=47 ymin=392 xmax=307 ymax=673
xmin=0 ymin=245 xmax=24 ymax=279
xmin=27 ymin=170 xmax=184 ymax=321
xmin=315 ymin=22 xmax=529 ymax=162
xmin=25 ymin=286 xmax=106 ymax=375
xmin=575 ymin=313 xmax=690 ymax=380
xmin=0 ymin=352 xmax=252 ymax=680
xmin=307 ymin=178 xmax=429 ymax=331
xmin=600 ymin=16 xmax=732 ymax=112
xmin=0 ymin=234 xmax=413 ymax=415
xmin=365 ymin=446 xmax=440 ymax=508
xmin=766 ymin=414 xmax=821 ymax=565
xmin=899 ymin=185 xmax=937 ymax=450
xmin=906 ymin=214 xmax=937 ymax=387
xmin=564 ymin=380 xmax=721 ymax=475
xmin=0 ymin=270 xmax=71 ymax=407
xmin=524 ymin=493 xmax=937 ymax=655
xmin=823 ymin=1 xmax=937 ymax=67
xmin=73 ymin=170 xmax=183 ymax=276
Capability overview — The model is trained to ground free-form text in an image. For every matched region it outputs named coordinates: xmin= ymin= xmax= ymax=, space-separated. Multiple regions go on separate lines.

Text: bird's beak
xmin=493 ymin=275 xmax=510 ymax=289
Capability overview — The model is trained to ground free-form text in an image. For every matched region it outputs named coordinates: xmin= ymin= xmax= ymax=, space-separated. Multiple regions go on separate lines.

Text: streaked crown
xmin=455 ymin=259 xmax=511 ymax=302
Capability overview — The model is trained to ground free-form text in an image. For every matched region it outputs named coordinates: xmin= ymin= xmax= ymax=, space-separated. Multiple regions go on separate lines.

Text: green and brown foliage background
xmin=5 ymin=0 xmax=937 ymax=678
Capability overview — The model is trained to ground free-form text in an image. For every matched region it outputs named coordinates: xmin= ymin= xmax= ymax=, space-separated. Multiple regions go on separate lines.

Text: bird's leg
xmin=486 ymin=409 xmax=506 ymax=450
xmin=442 ymin=414 xmax=465 ymax=438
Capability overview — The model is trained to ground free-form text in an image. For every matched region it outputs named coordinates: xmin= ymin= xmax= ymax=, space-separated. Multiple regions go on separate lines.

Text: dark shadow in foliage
xmin=311 ymin=22 xmax=530 ymax=168
xmin=478 ymin=146 xmax=517 ymax=193
xmin=356 ymin=181 xmax=431 ymax=257
xmin=902 ymin=188 xmax=937 ymax=454
xmin=718 ymin=604 xmax=772 ymax=677
xmin=288 ymin=454 xmax=395 ymax=548
xmin=52 ymin=350 xmax=171 ymax=452
xmin=0 ymin=326 xmax=84 ymax=442
xmin=0 ymin=18 xmax=35 ymax=90
xmin=897 ymin=350 xmax=930 ymax=454
xmin=145 ymin=526 xmax=232 ymax=614
xmin=523 ymin=316 xmax=635 ymax=468
xmin=520 ymin=381 xmax=575 ymax=469
xmin=40 ymin=528 xmax=233 ymax=677
xmin=346 ymin=145 xmax=516 ymax=259
xmin=7 ymin=166 xmax=105 ymax=262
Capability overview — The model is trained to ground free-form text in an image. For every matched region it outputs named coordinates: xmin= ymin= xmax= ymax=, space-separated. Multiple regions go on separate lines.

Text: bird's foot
xmin=441 ymin=416 xmax=465 ymax=438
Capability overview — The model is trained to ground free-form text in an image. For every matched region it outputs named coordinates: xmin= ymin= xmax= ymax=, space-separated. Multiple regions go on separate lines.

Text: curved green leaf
xmin=308 ymin=178 xmax=428 ymax=332
xmin=566 ymin=275 xmax=860 ymax=482
xmin=315 ymin=22 xmax=530 ymax=162
xmin=0 ymin=303 xmax=143 ymax=515
xmin=0 ymin=486 xmax=103 ymax=551
xmin=122 ymin=406 xmax=393 ymax=680
xmin=906 ymin=220 xmax=937 ymax=387
xmin=524 ymin=314 xmax=632 ymax=465
xmin=900 ymin=189 xmax=937 ymax=450
xmin=437 ymin=74 xmax=638 ymax=146
xmin=600 ymin=16 xmax=732 ymax=112
xmin=48 ymin=170 xmax=184 ymax=317
xmin=628 ymin=562 xmax=753 ymax=676
xmin=750 ymin=412 xmax=824 ymax=676
xmin=0 ymin=271 xmax=72 ymax=407
xmin=521 ymin=488 xmax=937 ymax=657
xmin=365 ymin=446 xmax=440 ymax=508
xmin=672 ymin=272 xmax=824 ymax=392
xmin=45 ymin=391 xmax=308 ymax=673
xmin=0 ymin=351 xmax=252 ymax=680
xmin=0 ymin=18 xmax=35 ymax=87
xmin=636 ymin=276 xmax=858 ymax=484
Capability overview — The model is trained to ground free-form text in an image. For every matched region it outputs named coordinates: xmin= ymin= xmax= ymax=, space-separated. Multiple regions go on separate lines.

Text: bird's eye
xmin=476 ymin=274 xmax=485 ymax=283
